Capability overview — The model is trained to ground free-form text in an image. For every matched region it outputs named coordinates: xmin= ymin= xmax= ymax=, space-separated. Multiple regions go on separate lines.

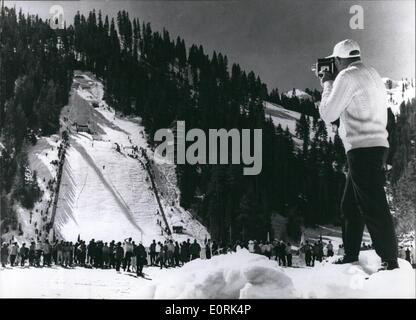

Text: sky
xmin=5 ymin=0 xmax=415 ymax=92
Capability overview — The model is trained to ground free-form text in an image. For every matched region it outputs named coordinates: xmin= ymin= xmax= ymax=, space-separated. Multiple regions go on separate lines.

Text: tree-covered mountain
xmin=1 ymin=7 xmax=414 ymax=243
xmin=0 ymin=7 xmax=73 ymax=230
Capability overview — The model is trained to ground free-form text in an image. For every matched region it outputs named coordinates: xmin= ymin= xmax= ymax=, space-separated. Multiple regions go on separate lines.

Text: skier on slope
xmin=317 ymin=39 xmax=398 ymax=270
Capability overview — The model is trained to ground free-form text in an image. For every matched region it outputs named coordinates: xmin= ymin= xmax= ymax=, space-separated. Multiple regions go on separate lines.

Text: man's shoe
xmin=378 ymin=260 xmax=399 ymax=271
xmin=333 ymin=255 xmax=359 ymax=264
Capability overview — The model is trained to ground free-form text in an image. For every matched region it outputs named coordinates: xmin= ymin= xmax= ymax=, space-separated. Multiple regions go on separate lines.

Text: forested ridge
xmin=1 ymin=7 xmax=414 ymax=241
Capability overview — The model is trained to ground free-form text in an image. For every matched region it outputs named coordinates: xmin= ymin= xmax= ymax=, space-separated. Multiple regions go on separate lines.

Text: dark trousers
xmin=136 ymin=260 xmax=144 ymax=276
xmin=123 ymin=252 xmax=132 ymax=271
xmin=115 ymin=259 xmax=122 ymax=271
xmin=278 ymin=255 xmax=286 ymax=266
xmin=305 ymin=253 xmax=312 ymax=266
xmin=43 ymin=254 xmax=51 ymax=266
xmin=341 ymin=147 xmax=398 ymax=261
xmin=10 ymin=255 xmax=16 ymax=266
xmin=286 ymin=254 xmax=292 ymax=267
xmin=150 ymin=252 xmax=156 ymax=265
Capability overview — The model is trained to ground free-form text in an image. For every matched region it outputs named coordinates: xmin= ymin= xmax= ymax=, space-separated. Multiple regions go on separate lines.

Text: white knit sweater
xmin=319 ymin=61 xmax=389 ymax=152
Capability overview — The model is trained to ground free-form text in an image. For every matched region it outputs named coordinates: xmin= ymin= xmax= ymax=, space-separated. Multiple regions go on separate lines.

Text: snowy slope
xmin=52 ymin=71 xmax=209 ymax=245
xmin=0 ymin=135 xmax=64 ymax=246
xmin=263 ymin=101 xmax=336 ymax=145
xmin=383 ymin=77 xmax=415 ymax=114
xmin=1 ymin=249 xmax=414 ymax=299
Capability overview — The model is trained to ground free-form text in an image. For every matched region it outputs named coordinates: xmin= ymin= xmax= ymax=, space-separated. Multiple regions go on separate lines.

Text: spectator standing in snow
xmin=302 ymin=241 xmax=312 ymax=267
xmin=34 ymin=240 xmax=42 ymax=267
xmin=278 ymin=241 xmax=287 ymax=266
xmin=254 ymin=240 xmax=261 ymax=254
xmin=135 ymin=242 xmax=147 ymax=276
xmin=211 ymin=241 xmax=218 ymax=256
xmin=149 ymin=240 xmax=156 ymax=266
xmin=29 ymin=241 xmax=36 ymax=266
xmin=405 ymin=247 xmax=411 ymax=264
xmin=318 ymin=39 xmax=398 ymax=270
xmin=337 ymin=244 xmax=345 ymax=257
xmin=159 ymin=243 xmax=168 ymax=269
xmin=79 ymin=241 xmax=87 ymax=267
xmin=87 ymin=239 xmax=96 ymax=266
xmin=130 ymin=242 xmax=137 ymax=273
xmin=180 ymin=242 xmax=187 ymax=264
xmin=286 ymin=243 xmax=292 ymax=267
xmin=174 ymin=242 xmax=180 ymax=266
xmin=312 ymin=242 xmax=321 ymax=266
xmin=43 ymin=240 xmax=52 ymax=267
xmin=52 ymin=241 xmax=58 ymax=265
xmin=190 ymin=240 xmax=201 ymax=260
xmin=167 ymin=240 xmax=175 ymax=266
xmin=95 ymin=241 xmax=103 ymax=268
xmin=114 ymin=242 xmax=124 ymax=272
xmin=123 ymin=238 xmax=134 ymax=272
xmin=19 ymin=243 xmax=29 ymax=266
xmin=102 ymin=243 xmax=110 ymax=268
xmin=248 ymin=240 xmax=255 ymax=253
xmin=1 ymin=243 xmax=9 ymax=267
xmin=109 ymin=241 xmax=115 ymax=268
xmin=327 ymin=241 xmax=334 ymax=257
xmin=63 ymin=242 xmax=70 ymax=267
xmin=317 ymin=241 xmax=324 ymax=262
xmin=155 ymin=241 xmax=162 ymax=265
xmin=10 ymin=242 xmax=19 ymax=267
xmin=56 ymin=240 xmax=64 ymax=265
xmin=205 ymin=240 xmax=212 ymax=260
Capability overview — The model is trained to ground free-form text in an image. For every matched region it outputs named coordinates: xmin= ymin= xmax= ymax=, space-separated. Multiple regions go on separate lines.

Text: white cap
xmin=327 ymin=39 xmax=361 ymax=59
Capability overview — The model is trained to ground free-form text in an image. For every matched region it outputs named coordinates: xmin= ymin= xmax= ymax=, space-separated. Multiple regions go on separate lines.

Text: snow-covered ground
xmin=0 ymin=249 xmax=414 ymax=299
xmin=0 ymin=135 xmax=64 ymax=245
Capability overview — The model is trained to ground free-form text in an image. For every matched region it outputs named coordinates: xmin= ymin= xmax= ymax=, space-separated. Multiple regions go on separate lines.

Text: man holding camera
xmin=317 ymin=39 xmax=398 ymax=270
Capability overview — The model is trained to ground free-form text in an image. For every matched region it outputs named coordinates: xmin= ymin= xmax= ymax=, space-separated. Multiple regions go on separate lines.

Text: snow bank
xmin=142 ymin=249 xmax=295 ymax=299
xmin=0 ymin=249 xmax=414 ymax=299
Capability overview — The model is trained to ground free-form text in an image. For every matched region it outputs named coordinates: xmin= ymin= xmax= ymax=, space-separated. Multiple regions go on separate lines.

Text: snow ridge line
xmin=137 ymin=155 xmax=171 ymax=236
xmin=70 ymin=139 xmax=145 ymax=236
xmin=49 ymin=142 xmax=68 ymax=241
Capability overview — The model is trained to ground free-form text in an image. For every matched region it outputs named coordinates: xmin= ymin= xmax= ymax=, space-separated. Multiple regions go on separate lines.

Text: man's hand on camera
xmin=319 ymin=71 xmax=334 ymax=87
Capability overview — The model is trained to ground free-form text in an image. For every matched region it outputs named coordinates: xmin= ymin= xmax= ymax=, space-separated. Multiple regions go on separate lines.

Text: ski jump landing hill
xmin=51 ymin=71 xmax=209 ymax=245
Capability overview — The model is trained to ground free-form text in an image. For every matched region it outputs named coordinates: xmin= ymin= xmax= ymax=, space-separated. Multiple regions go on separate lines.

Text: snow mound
xmin=141 ymin=249 xmax=296 ymax=299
